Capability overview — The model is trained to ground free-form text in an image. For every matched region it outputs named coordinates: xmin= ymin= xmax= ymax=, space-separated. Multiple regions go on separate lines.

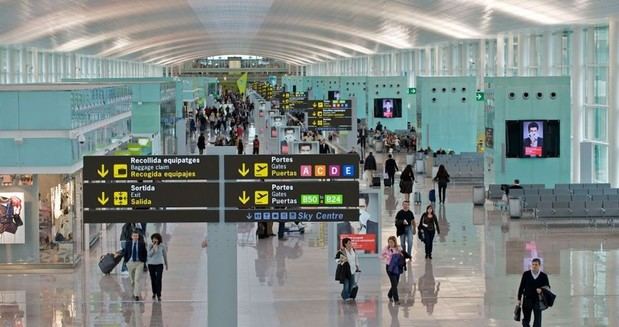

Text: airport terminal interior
xmin=2 ymin=1 xmax=619 ymax=326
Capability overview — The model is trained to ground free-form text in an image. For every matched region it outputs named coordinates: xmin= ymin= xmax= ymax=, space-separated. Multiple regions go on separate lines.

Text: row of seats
xmin=523 ymin=194 xmax=619 ymax=210
xmin=510 ymin=187 xmax=619 ymax=197
xmin=535 ymin=199 xmax=619 ymax=218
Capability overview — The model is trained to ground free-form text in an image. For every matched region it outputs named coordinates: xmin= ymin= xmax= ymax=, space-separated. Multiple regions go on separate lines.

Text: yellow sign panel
xmin=254 ymin=163 xmax=269 ymax=177
xmin=113 ymin=192 xmax=128 ymax=206
xmin=254 ymin=191 xmax=269 ymax=205
xmin=113 ymin=164 xmax=128 ymax=178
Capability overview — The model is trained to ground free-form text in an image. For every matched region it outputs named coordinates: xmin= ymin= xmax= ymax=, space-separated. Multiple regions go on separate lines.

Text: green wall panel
xmin=484 ymin=77 xmax=571 ymax=187
xmin=417 ymin=76 xmax=481 ymax=153
xmin=131 ymin=102 xmax=161 ymax=134
xmin=0 ymin=92 xmax=19 ymax=130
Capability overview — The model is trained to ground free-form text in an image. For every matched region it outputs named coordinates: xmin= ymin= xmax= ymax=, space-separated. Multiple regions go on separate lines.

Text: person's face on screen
xmin=529 ymin=126 xmax=538 ymax=140
xmin=359 ymin=198 xmax=369 ymax=214
xmin=384 ymin=100 xmax=393 ymax=111
xmin=285 ymin=129 xmax=295 ymax=142
xmin=300 ymin=144 xmax=311 ymax=154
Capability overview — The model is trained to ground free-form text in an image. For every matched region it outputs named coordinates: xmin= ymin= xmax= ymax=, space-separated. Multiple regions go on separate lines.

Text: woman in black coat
xmin=399 ymin=165 xmax=414 ymax=202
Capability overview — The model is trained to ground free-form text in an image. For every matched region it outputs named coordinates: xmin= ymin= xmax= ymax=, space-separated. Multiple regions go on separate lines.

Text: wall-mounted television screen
xmin=373 ymin=98 xmax=402 ymax=118
xmin=328 ymin=90 xmax=341 ymax=101
xmin=505 ymin=120 xmax=560 ymax=158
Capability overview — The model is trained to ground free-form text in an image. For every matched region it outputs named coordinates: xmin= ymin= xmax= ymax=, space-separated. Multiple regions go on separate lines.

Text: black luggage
xmin=99 ymin=252 xmax=122 ymax=274
xmin=384 ymin=178 xmax=392 ymax=187
xmin=372 ymin=177 xmax=381 ymax=187
xmin=257 ymin=222 xmax=269 ymax=239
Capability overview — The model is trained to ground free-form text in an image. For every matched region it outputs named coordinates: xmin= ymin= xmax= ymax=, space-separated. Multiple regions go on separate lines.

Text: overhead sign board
xmin=83 ymin=155 xmax=220 ymax=223
xmin=225 ymin=209 xmax=358 ymax=222
xmin=223 ymin=154 xmax=359 ymax=180
xmin=84 ymin=182 xmax=218 ymax=209
xmin=306 ymin=100 xmax=353 ymax=131
xmin=225 ymin=181 xmax=358 ymax=208
xmin=83 ymin=155 xmax=218 ymax=181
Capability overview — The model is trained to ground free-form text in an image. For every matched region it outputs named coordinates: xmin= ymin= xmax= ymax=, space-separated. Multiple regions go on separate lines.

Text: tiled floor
xmin=2 ymin=151 xmax=619 ymax=326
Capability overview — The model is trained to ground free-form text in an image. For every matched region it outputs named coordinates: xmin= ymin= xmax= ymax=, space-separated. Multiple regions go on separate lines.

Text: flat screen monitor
xmin=328 ymin=90 xmax=341 ymax=101
xmin=505 ymin=120 xmax=560 ymax=158
xmin=373 ymin=98 xmax=402 ymax=118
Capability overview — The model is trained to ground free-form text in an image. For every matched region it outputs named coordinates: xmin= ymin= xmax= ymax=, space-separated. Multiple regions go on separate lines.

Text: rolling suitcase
xmin=414 ymin=192 xmax=422 ymax=205
xmin=372 ymin=176 xmax=381 ymax=187
xmin=99 ymin=252 xmax=123 ymax=274
xmin=429 ymin=189 xmax=436 ymax=203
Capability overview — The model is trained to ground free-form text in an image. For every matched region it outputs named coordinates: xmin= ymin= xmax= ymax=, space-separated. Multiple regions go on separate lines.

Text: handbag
xmin=13 ymin=214 xmax=23 ymax=226
xmin=513 ymin=304 xmax=521 ymax=321
xmin=3 ymin=222 xmax=18 ymax=234
xmin=417 ymin=226 xmax=426 ymax=242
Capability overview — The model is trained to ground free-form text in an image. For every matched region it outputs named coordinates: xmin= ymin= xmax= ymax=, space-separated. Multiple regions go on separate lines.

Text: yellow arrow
xmin=238 ymin=163 xmax=249 ymax=177
xmin=97 ymin=192 xmax=109 ymax=206
xmin=238 ymin=191 xmax=250 ymax=205
xmin=97 ymin=164 xmax=109 ymax=178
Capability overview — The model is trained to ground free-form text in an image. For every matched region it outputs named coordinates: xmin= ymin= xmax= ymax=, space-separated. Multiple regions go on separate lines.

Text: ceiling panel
xmin=0 ymin=0 xmax=617 ymax=65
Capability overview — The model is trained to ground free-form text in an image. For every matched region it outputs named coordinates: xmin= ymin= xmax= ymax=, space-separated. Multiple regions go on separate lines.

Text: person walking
xmin=517 ymin=258 xmax=551 ymax=327
xmin=433 ymin=165 xmax=450 ymax=204
xmin=395 ymin=201 xmax=415 ymax=258
xmin=335 ymin=237 xmax=360 ymax=302
xmin=418 ymin=205 xmax=440 ymax=259
xmin=123 ymin=230 xmax=147 ymax=301
xmin=399 ymin=165 xmax=414 ymax=202
xmin=197 ymin=133 xmax=206 ymax=155
xmin=253 ymin=137 xmax=260 ymax=155
xmin=120 ymin=223 xmax=136 ymax=274
xmin=147 ymin=233 xmax=168 ymax=302
xmin=363 ymin=152 xmax=377 ymax=186
xmin=382 ymin=236 xmax=404 ymax=305
xmin=237 ymin=138 xmax=244 ymax=155
xmin=384 ymin=154 xmax=399 ymax=188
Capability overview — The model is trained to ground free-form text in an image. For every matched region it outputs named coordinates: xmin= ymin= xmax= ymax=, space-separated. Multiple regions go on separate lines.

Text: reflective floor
xmin=2 ymin=151 xmax=619 ymax=326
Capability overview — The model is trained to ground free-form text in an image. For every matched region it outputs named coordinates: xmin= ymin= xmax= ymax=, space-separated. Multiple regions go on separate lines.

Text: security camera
xmin=78 ymin=135 xmax=86 ymax=144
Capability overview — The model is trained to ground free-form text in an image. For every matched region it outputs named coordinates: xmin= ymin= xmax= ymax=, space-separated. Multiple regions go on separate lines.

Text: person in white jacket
xmin=335 ymin=238 xmax=360 ymax=302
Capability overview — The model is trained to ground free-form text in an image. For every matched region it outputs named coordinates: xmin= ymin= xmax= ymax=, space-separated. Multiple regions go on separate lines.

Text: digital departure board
xmin=306 ymin=100 xmax=353 ymax=131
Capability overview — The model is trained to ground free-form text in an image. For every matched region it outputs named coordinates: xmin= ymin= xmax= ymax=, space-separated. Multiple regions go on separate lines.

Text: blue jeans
xmin=399 ymin=226 xmax=413 ymax=255
xmin=341 ymin=275 xmax=356 ymax=300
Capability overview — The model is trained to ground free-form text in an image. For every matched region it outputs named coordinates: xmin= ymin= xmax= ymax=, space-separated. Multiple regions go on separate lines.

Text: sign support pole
xmin=207 ymin=146 xmax=237 ymax=326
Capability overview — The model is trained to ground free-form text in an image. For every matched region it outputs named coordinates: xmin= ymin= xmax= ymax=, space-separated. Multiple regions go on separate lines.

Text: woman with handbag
xmin=433 ymin=165 xmax=450 ymax=204
xmin=418 ymin=205 xmax=440 ymax=259
xmin=399 ymin=165 xmax=414 ymax=202
xmin=335 ymin=237 xmax=360 ymax=302
xmin=381 ymin=236 xmax=404 ymax=304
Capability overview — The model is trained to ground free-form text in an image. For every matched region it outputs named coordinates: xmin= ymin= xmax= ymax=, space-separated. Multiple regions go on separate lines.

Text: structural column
xmin=608 ymin=18 xmax=619 ymax=187
xmin=517 ymin=33 xmax=530 ymax=76
xmin=478 ymin=39 xmax=486 ymax=89
xmin=507 ymin=33 xmax=515 ymax=76
xmin=571 ymin=28 xmax=585 ymax=182
xmin=496 ymin=33 xmax=505 ymax=76
xmin=542 ymin=31 xmax=554 ymax=76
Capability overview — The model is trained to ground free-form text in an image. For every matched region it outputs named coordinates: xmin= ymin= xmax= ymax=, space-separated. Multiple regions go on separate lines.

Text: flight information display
xmin=306 ymin=100 xmax=352 ymax=131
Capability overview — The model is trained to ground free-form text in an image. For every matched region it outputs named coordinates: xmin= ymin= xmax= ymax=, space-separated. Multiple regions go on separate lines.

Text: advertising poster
xmin=337 ymin=192 xmax=379 ymax=254
xmin=522 ymin=121 xmax=544 ymax=157
xmin=0 ymin=192 xmax=25 ymax=244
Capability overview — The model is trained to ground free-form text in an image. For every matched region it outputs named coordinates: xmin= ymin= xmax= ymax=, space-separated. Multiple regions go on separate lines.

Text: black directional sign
xmin=225 ymin=181 xmax=359 ymax=208
xmin=83 ymin=155 xmax=218 ymax=181
xmin=225 ymin=209 xmax=358 ymax=222
xmin=84 ymin=209 xmax=219 ymax=224
xmin=223 ymin=154 xmax=359 ymax=180
xmin=84 ymin=182 xmax=218 ymax=209
xmin=306 ymin=100 xmax=353 ymax=131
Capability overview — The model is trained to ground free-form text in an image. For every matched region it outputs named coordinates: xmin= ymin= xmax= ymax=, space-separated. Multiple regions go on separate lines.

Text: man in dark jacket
xmin=517 ymin=258 xmax=551 ymax=327
xmin=384 ymin=154 xmax=399 ymax=187
xmin=363 ymin=152 xmax=377 ymax=186
xmin=319 ymin=139 xmax=331 ymax=154
xmin=123 ymin=230 xmax=148 ymax=301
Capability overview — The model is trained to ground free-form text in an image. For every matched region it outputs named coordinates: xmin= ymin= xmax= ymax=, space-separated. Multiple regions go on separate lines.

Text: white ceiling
xmin=0 ymin=0 xmax=617 ymax=66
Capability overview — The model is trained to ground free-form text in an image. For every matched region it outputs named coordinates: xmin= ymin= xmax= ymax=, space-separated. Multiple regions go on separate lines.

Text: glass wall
xmin=584 ymin=26 xmax=609 ymax=182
